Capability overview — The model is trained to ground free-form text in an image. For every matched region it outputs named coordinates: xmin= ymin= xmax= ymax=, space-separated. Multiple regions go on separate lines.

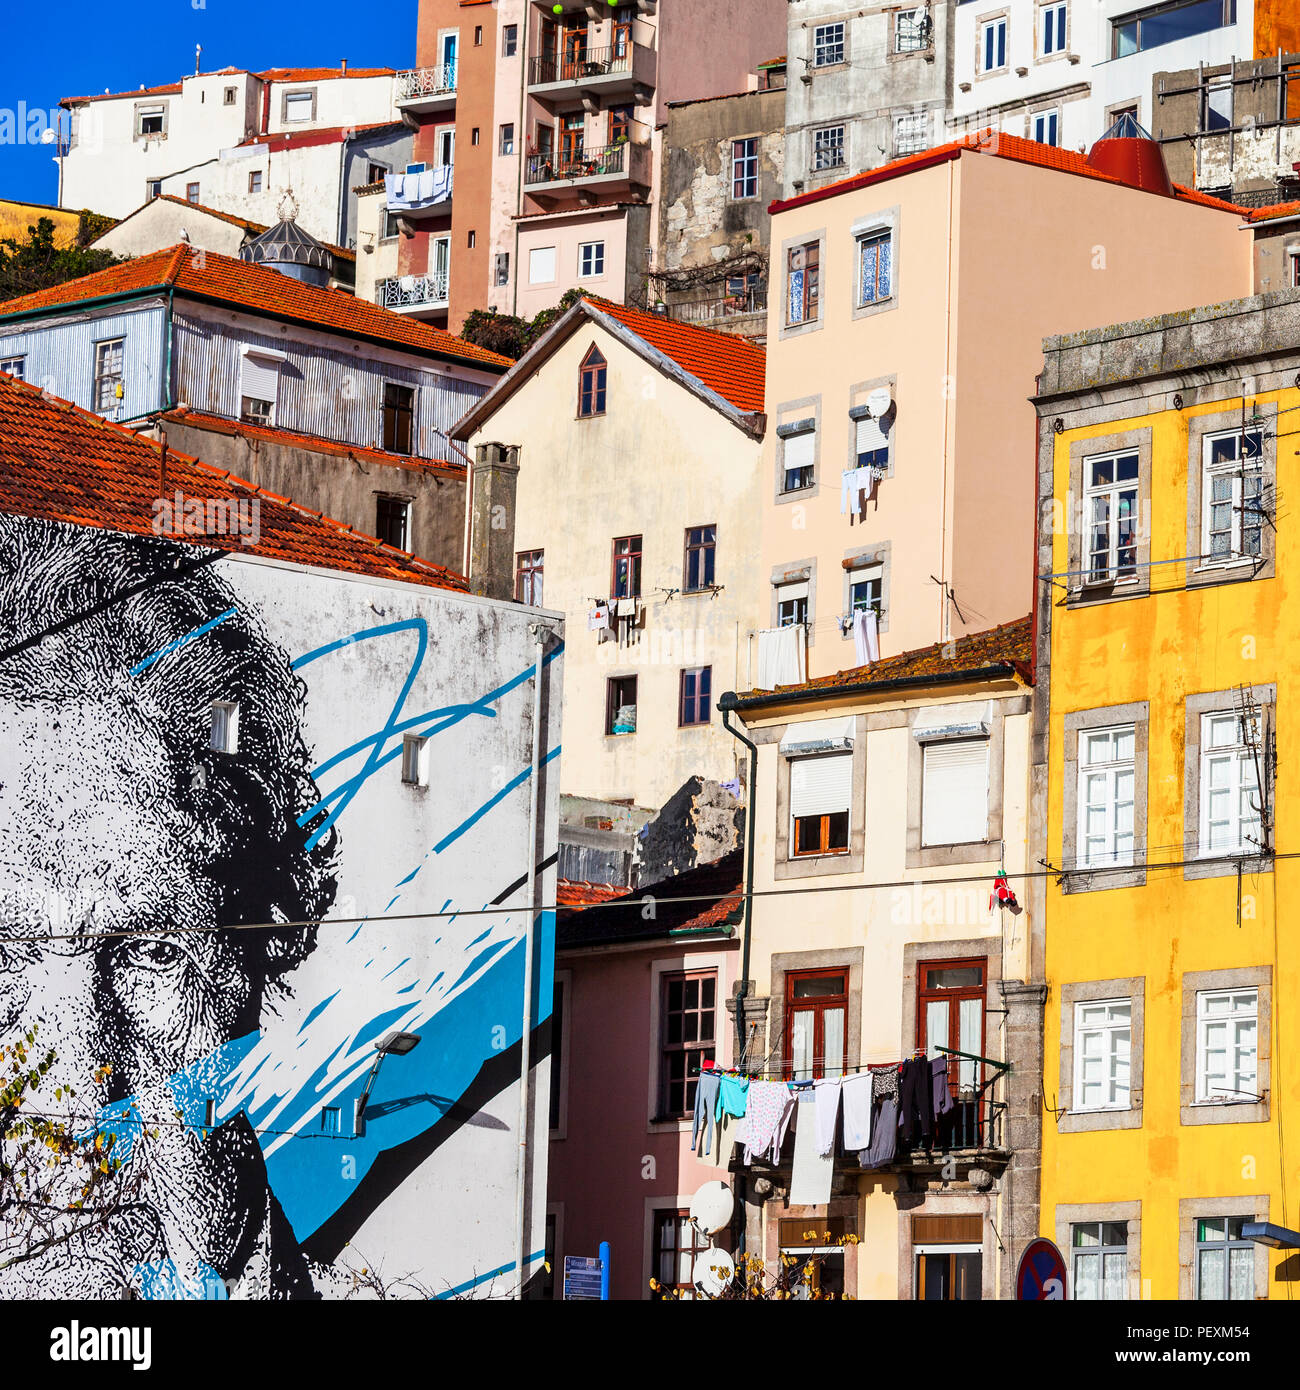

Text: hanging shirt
xmin=693 ymin=1071 xmax=721 ymax=1158
xmin=852 ymin=607 xmax=880 ymax=666
xmin=813 ymin=1076 xmax=842 ymax=1157
xmin=716 ymin=1073 xmax=750 ymax=1120
xmin=931 ymin=1056 xmax=954 ymax=1118
xmin=840 ymin=1071 xmax=874 ymax=1151
xmin=870 ymin=1064 xmax=899 ymax=1103
xmin=742 ymin=1080 xmax=796 ymax=1164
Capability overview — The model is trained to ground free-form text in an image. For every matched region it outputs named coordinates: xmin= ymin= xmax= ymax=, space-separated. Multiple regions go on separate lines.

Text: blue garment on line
xmin=716 ymin=1073 xmax=750 ymax=1121
xmin=692 ymin=1071 xmax=721 ymax=1157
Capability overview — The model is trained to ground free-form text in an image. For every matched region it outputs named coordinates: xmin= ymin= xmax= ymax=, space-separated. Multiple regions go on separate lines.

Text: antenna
xmin=195 ymin=44 xmax=202 ymax=77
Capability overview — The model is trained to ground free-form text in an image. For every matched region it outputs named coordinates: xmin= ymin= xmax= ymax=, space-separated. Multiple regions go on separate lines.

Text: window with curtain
xmin=1195 ymin=1218 xmax=1255 ymax=1299
xmin=1072 ymin=1222 xmax=1129 ymax=1299
xmin=786 ymin=242 xmax=819 ymax=325
xmin=652 ymin=1210 xmax=707 ymax=1298
xmin=918 ymin=958 xmax=985 ymax=1092
xmin=784 ymin=969 xmax=847 ymax=1079
xmin=921 ymin=739 xmax=990 ymax=845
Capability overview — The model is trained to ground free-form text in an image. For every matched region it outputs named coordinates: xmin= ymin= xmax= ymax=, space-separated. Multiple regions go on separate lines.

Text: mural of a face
xmin=0 ymin=518 xmax=336 ymax=1298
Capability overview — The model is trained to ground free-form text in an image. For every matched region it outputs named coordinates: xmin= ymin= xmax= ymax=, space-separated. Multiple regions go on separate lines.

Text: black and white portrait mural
xmin=0 ymin=516 xmax=561 ymax=1299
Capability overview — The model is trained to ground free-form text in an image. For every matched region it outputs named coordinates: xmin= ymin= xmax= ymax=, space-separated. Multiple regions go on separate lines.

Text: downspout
xmin=337 ymin=135 xmax=350 ymax=249
xmin=938 ymin=155 xmax=956 ymax=643
xmin=512 ymin=1 xmax=531 ymax=317
xmin=718 ymin=697 xmax=758 ymax=1064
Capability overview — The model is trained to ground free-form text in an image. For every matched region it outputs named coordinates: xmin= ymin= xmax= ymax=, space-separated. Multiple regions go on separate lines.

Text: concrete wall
xmin=94 ymin=202 xmax=254 ymax=259
xmin=515 ymin=207 xmax=631 ymax=318
xmin=0 ymin=517 xmax=562 ymax=1298
xmin=657 ymin=0 xmax=788 ymax=125
xmin=354 ymin=187 xmax=398 ymax=304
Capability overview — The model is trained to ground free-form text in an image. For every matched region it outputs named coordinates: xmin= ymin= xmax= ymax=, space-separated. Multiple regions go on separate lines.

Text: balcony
xmin=527 ymin=41 xmax=656 ymax=106
xmin=523 ymin=139 xmax=651 ymax=205
xmin=385 ymin=165 xmax=454 ymax=219
xmin=394 ymin=64 xmax=457 ymax=115
xmin=665 ymin=287 xmax=767 ymax=328
xmin=376 ymin=272 xmax=449 ymax=316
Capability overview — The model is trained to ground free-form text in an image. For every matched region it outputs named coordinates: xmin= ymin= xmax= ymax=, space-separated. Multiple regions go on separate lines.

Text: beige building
xmin=756 ymin=127 xmax=1255 ymax=685
xmin=453 ymin=294 xmax=766 ymax=884
xmin=722 ymin=618 xmax=1042 ymax=1300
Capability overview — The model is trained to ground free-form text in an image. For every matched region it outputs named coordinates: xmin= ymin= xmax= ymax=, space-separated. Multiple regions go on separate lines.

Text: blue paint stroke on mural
xmin=128 ymin=606 xmax=238 ymax=676
xmin=430 ymin=1249 xmax=548 ymax=1301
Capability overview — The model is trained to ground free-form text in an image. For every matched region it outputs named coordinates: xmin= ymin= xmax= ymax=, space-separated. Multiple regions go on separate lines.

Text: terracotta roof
xmin=235 ymin=121 xmax=403 ymax=154
xmin=143 ymin=195 xmax=356 ymax=262
xmin=62 ymin=82 xmax=184 ymax=106
xmin=1245 ymin=201 xmax=1300 ymax=223
xmin=0 ymin=373 xmax=466 ymax=590
xmin=0 ymin=245 xmax=511 ymax=372
xmin=758 ymin=55 xmax=787 ymax=67
xmin=62 ymin=68 xmax=392 ymax=105
xmin=733 ymin=616 xmax=1034 ymax=705
xmin=161 ymin=408 xmax=466 ymax=479
xmin=581 ymin=294 xmax=765 ymax=414
xmin=555 ymin=880 xmax=625 ymax=909
xmin=557 ymin=850 xmax=743 ymax=948
xmin=770 ymin=131 xmax=1250 ymax=217
xmin=512 ymin=200 xmax=636 ymax=223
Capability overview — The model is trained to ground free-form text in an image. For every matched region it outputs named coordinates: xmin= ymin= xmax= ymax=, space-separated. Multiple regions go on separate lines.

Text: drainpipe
xmin=512 ymin=0 xmax=531 ymax=317
xmin=718 ymin=696 xmax=757 ymax=1064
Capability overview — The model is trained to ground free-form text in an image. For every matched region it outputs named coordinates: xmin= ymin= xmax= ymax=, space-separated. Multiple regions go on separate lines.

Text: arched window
xmin=578 ymin=344 xmax=607 ymax=417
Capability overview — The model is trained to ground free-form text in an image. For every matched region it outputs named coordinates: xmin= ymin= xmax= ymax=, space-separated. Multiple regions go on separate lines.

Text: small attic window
xmin=578 ymin=345 xmax=607 ymax=418
xmin=209 ymin=702 xmax=239 ymax=754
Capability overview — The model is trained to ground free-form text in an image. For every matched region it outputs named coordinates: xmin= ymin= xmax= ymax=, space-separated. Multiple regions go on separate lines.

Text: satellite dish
xmin=866 ymin=387 xmax=892 ymax=418
xmin=689 ymin=1180 xmax=734 ymax=1235
xmin=693 ymin=1247 xmax=736 ymax=1298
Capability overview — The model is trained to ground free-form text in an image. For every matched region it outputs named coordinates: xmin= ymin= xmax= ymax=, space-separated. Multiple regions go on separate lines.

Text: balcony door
xmin=431 ymin=235 xmax=451 ymax=297
xmin=436 ymin=127 xmax=455 ymax=168
xmin=784 ymin=969 xmax=848 ymax=1081
xmin=918 ymin=958 xmax=986 ymax=1093
xmin=560 ymin=113 xmax=585 ymax=167
xmin=441 ymin=32 xmax=458 ymax=76
xmin=562 ymin=20 xmax=588 ymax=78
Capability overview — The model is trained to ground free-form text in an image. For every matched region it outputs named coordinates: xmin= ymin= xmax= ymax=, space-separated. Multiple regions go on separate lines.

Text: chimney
xmin=468 ymin=442 xmax=520 ymax=601
xmin=341 ymin=58 xmax=348 ymax=74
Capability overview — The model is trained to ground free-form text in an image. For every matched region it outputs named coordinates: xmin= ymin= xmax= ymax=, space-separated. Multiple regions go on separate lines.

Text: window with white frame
xmin=895 ymin=6 xmax=931 ymax=51
xmin=813 ymin=22 xmax=845 ymax=66
xmin=894 ymin=111 xmax=929 ymax=154
xmin=857 ymin=229 xmax=893 ymax=305
xmin=1195 ymin=988 xmax=1258 ymax=1104
xmin=980 ymin=16 xmax=1008 ymax=71
xmin=0 ymin=356 xmax=25 ymax=379
xmin=1078 ymin=725 xmax=1135 ymax=869
xmin=528 ymin=245 xmax=557 ymax=284
xmin=1071 ymin=1222 xmax=1129 ymax=1300
xmin=209 ymin=701 xmax=239 ymax=753
xmin=136 ymin=104 xmax=165 ymax=137
xmin=1195 ymin=1218 xmax=1255 ymax=1299
xmin=1084 ymin=449 xmax=1139 ymax=583
xmin=781 ymin=429 xmax=815 ymax=491
xmin=1201 ymin=428 xmax=1264 ymax=565
xmin=732 ymin=137 xmax=758 ymax=199
xmin=1199 ymin=710 xmax=1263 ymax=856
xmin=284 ymin=90 xmax=315 ymax=123
xmin=578 ymin=240 xmax=605 ymax=277
xmin=1073 ymin=1000 xmax=1131 ymax=1110
xmin=1041 ymin=1 xmax=1067 ymax=54
xmin=1032 ymin=109 xmax=1060 ymax=146
xmin=921 ymin=739 xmax=990 ymax=846
xmin=239 ymin=347 xmax=282 ymax=426
xmin=93 ymin=338 xmax=124 ymax=413
xmin=854 ymin=410 xmax=889 ymax=470
xmin=401 ymin=734 xmax=429 ymax=786
xmin=790 ymin=752 xmax=851 ymax=857
xmin=812 ymin=125 xmax=846 ymax=171
xmin=776 ymin=579 xmax=809 ymax=628
xmin=849 ymin=562 xmax=883 ymax=618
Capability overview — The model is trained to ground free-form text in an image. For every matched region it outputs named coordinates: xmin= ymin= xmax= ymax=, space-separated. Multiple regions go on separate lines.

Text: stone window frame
xmin=133 ymin=99 xmax=169 ymax=141
xmin=809 ymin=123 xmax=848 ymax=178
xmin=973 ymin=7 xmax=1011 ymax=80
xmin=646 ymin=951 xmax=730 ymax=1135
xmin=840 ymin=540 xmax=892 ymax=644
xmin=905 ymin=696 xmax=1024 ymax=870
xmin=897 ymin=1192 xmax=999 ymax=1301
xmin=1177 ymin=1195 xmax=1270 ymax=1302
xmin=1034 ymin=0 xmax=1071 ymax=64
xmin=1057 ymin=977 xmax=1145 ymax=1133
xmin=850 ymin=209 xmax=901 ymax=323
xmin=773 ymin=394 xmax=822 ymax=504
xmin=768 ymin=945 xmax=864 ymax=1079
xmin=888 ymin=5 xmax=935 ymax=62
xmin=1180 ymin=965 xmax=1271 ymax=1127
xmin=810 ymin=18 xmax=851 ymax=71
xmin=1060 ymin=701 xmax=1150 ymax=892
xmin=901 ymin=938 xmax=1003 ymax=1063
xmin=1065 ymin=426 xmax=1154 ymax=607
xmin=769 ymin=557 xmax=818 ymax=647
xmin=1054 ymin=1200 xmax=1142 ymax=1300
xmin=1184 ymin=400 xmax=1278 ymax=586
xmin=728 ymin=132 xmax=763 ymax=202
xmin=1181 ymin=685 xmax=1275 ymax=882
xmin=770 ymin=711 xmax=865 ymax=881
xmin=764 ymin=1195 xmax=860 ymax=1298
xmin=281 ymin=87 xmax=318 ymax=124
xmin=847 ymin=373 xmax=898 ymax=477
xmin=778 ymin=227 xmax=827 ymax=343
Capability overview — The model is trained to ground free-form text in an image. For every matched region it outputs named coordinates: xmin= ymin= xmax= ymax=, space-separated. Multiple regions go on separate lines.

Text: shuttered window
xmin=921 ymin=739 xmax=989 ymax=846
xmin=783 ymin=430 xmax=815 ymax=491
xmin=240 ymin=350 xmax=281 ymax=425
xmin=855 ymin=413 xmax=888 ymax=468
xmin=790 ymin=753 xmax=852 ymax=856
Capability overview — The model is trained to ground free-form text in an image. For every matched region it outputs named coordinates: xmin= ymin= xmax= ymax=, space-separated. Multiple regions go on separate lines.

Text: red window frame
xmin=917 ymin=956 xmax=987 ymax=1096
xmin=679 ymin=666 xmax=712 ymax=726
xmin=658 ymin=969 xmax=716 ymax=1118
xmin=605 ymin=674 xmax=637 ymax=735
xmin=515 ymin=549 xmax=544 ymax=606
xmin=579 ymin=344 xmax=607 ymax=417
xmin=684 ymin=524 xmax=716 ymax=592
xmin=783 ymin=967 xmax=848 ymax=1080
xmin=611 ymin=534 xmax=641 ymax=598
xmin=609 ymin=105 xmax=632 ymax=143
xmin=792 ymin=810 xmax=848 ymax=857
xmin=787 ymin=241 xmax=819 ymax=324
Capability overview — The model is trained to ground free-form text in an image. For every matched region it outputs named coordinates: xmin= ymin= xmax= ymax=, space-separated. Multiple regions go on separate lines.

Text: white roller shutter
xmin=783 ymin=431 xmax=815 ymax=473
xmin=921 ymin=739 xmax=989 ymax=846
xmin=789 ymin=753 xmax=852 ymax=820
xmin=240 ymin=350 xmax=282 ymax=407
xmin=855 ymin=413 xmax=888 ymax=460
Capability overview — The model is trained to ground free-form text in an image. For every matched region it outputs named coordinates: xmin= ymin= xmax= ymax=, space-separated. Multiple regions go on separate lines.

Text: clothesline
xmin=693 ymin=1044 xmax=991 ymax=1083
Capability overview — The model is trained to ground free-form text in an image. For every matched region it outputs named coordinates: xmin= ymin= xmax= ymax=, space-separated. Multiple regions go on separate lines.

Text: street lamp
xmin=355 ymin=1030 xmax=422 ymax=1135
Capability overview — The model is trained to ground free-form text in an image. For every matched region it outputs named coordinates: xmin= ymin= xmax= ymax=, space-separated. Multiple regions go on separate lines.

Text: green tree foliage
xmin=459 ymin=287 xmax=586 ymax=361
xmin=0 ymin=215 xmax=126 ymax=304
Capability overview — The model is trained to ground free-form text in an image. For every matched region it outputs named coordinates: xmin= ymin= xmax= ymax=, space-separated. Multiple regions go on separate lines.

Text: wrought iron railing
xmin=529 ymin=44 xmax=634 ymax=86
xmin=665 ymin=287 xmax=766 ymax=323
xmin=525 ymin=141 xmax=631 ymax=186
xmin=394 ymin=65 xmax=457 ymax=102
xmin=376 ymin=273 xmax=449 ymax=310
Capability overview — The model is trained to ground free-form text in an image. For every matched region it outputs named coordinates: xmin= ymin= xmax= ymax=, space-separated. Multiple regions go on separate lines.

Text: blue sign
xmin=564 ymin=1255 xmax=604 ymax=1301
xmin=1016 ymin=1238 xmax=1067 ymax=1300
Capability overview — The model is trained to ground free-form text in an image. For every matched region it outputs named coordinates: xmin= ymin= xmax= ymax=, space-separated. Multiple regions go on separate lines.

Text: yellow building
xmin=1032 ymin=289 xmax=1300 ymax=1301
xmin=0 ymin=199 xmax=99 ymax=248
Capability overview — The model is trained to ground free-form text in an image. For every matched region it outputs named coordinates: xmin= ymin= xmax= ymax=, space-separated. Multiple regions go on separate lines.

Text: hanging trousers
xmin=898 ymin=1057 xmax=935 ymax=1147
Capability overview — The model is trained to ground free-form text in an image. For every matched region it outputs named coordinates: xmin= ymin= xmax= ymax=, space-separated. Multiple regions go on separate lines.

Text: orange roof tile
xmin=162 ymin=408 xmax=466 ymax=479
xmin=236 ymin=120 xmax=402 ymax=153
xmin=1245 ymin=201 xmax=1300 ymax=223
xmin=581 ymin=294 xmax=765 ymax=414
xmin=62 ymin=81 xmax=184 ymax=107
xmin=735 ymin=616 xmax=1033 ymax=705
xmin=0 ymin=373 xmax=467 ymax=590
xmin=143 ymin=195 xmax=356 ymax=262
xmin=62 ymin=68 xmax=392 ymax=106
xmin=0 ymin=244 xmax=511 ymax=372
xmin=555 ymin=880 xmax=626 ymax=909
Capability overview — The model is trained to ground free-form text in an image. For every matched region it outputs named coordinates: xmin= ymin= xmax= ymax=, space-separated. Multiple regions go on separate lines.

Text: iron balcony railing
xmin=525 ymin=141 xmax=633 ymax=186
xmin=376 ymin=273 xmax=449 ymax=311
xmin=529 ymin=44 xmax=634 ymax=86
xmin=666 ymin=287 xmax=767 ymax=324
xmin=394 ymin=64 xmax=457 ymax=102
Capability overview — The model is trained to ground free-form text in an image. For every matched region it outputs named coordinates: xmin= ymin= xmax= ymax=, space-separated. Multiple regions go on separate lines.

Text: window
xmin=776 ymin=579 xmax=808 ymax=626
xmin=1198 ymin=710 xmax=1263 ymax=856
xmin=732 ymin=137 xmax=758 ymax=199
xmin=502 ymin=24 xmax=518 ymax=57
xmin=239 ymin=348 xmax=280 ymax=426
xmin=516 ymin=549 xmax=544 ymax=606
xmin=495 ymin=252 xmax=510 ymax=286
xmin=812 ymin=124 xmax=845 ymax=172
xmin=981 ymin=16 xmax=1008 ymax=71
xmin=376 ymin=496 xmax=410 ymax=550
xmin=474 ymin=24 xmax=483 ymax=44
xmin=786 ymin=242 xmax=819 ymax=325
xmin=684 ymin=525 xmax=716 ymax=592
xmin=854 ymin=409 xmax=889 ymax=470
xmin=605 ymin=675 xmax=637 ymax=735
xmin=895 ymin=6 xmax=932 ymax=51
xmin=1042 ymin=1 xmax=1068 ymax=54
xmin=1084 ymin=450 xmax=1140 ymax=583
xmin=382 ymin=210 xmax=400 ymax=240
xmin=436 ymin=127 xmax=456 ymax=166
xmin=1195 ymin=1218 xmax=1255 ymax=1300
xmin=1113 ymin=0 xmax=1237 ymax=59
xmin=1195 ymin=988 xmax=1258 ymax=1104
xmin=915 ymin=1245 xmax=982 ymax=1300
xmin=248 ymin=170 xmax=263 ymax=193
xmin=401 ymin=733 xmax=428 ymax=786
xmin=528 ymin=245 xmax=556 ymax=285
xmin=780 ymin=1218 xmax=852 ymax=1297
xmin=789 ymin=754 xmax=851 ymax=860
xmin=579 ymin=345 xmax=607 ymax=417
xmin=0 ymin=356 xmax=25 ymax=380
xmin=784 ymin=969 xmax=847 ymax=1079
xmin=208 ymin=701 xmax=239 ymax=753
xmin=137 ymin=104 xmax=165 ymax=136
xmin=1032 ymin=109 xmax=1060 ymax=146
xmin=659 ymin=970 xmax=716 ymax=1116
xmin=471 ymin=127 xmax=481 ymax=146
xmin=918 ymin=960 xmax=986 ymax=1092
xmin=284 ymin=90 xmax=315 ymax=123
xmin=382 ymin=382 xmax=415 ymax=455
xmin=578 ymin=241 xmax=605 ymax=277
xmin=1288 ymin=248 xmax=1300 ymax=289
xmin=1072 ymin=1222 xmax=1129 ymax=1300
xmin=1200 ymin=428 xmax=1263 ymax=565
xmin=652 ymin=1210 xmax=708 ymax=1299
xmin=224 ymin=86 xmax=238 ymax=105
xmin=1078 ymin=725 xmax=1136 ymax=869
xmin=849 ymin=562 xmax=883 ymax=617
xmin=320 ymin=1106 xmax=340 ymax=1134
xmin=146 ymin=179 xmax=162 ymax=200
xmin=921 ymin=740 xmax=990 ymax=846
xmin=186 ymin=183 xmax=201 ymax=205
xmin=93 ymin=338 xmax=124 ymax=413
xmin=857 ymin=230 xmax=893 ymax=305
xmin=1073 ymin=1000 xmax=1131 ymax=1110
xmin=782 ymin=430 xmax=815 ymax=491
xmin=500 ymin=122 xmax=515 ymax=155
xmin=611 ymin=534 xmax=641 ymax=598
xmin=813 ymin=21 xmax=845 ymax=66
xmin=679 ymin=667 xmax=712 ymax=726
xmin=894 ymin=111 xmax=929 ymax=154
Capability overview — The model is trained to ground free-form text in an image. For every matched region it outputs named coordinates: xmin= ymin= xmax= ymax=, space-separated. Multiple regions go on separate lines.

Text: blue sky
xmin=1 ymin=0 xmax=418 ymax=207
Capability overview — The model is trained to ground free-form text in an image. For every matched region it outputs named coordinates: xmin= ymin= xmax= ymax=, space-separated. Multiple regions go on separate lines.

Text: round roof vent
xmin=1086 ymin=112 xmax=1175 ymax=199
